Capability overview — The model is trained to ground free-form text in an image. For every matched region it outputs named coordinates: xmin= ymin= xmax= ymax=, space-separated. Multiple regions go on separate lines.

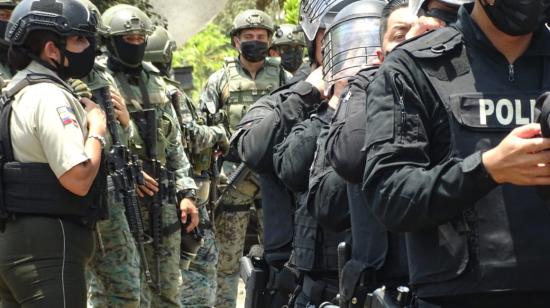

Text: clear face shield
xmin=300 ymin=0 xmax=353 ymax=40
xmin=322 ymin=16 xmax=380 ymax=88
xmin=408 ymin=0 xmax=425 ymax=16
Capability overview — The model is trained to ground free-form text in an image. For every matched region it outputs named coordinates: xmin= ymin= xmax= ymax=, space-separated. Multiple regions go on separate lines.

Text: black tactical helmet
xmin=6 ymin=0 xmax=97 ymax=46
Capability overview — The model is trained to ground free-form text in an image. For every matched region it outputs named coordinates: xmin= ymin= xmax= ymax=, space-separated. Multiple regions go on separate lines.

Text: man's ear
xmin=268 ymin=48 xmax=279 ymax=57
xmin=232 ymin=36 xmax=240 ymax=49
xmin=42 ymin=41 xmax=60 ymax=64
xmin=376 ymin=48 xmax=385 ymax=63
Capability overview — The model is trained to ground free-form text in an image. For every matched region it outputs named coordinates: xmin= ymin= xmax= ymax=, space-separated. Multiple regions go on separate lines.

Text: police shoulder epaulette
xmin=142 ymin=61 xmax=161 ymax=74
xmin=397 ymin=27 xmax=463 ymax=59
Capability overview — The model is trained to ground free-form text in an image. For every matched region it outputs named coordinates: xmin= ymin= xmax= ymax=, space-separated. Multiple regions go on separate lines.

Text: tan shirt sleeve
xmin=34 ymin=86 xmax=89 ymax=178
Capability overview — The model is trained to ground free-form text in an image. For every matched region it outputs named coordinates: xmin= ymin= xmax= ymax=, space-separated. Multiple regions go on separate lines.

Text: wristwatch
xmin=88 ymin=134 xmax=106 ymax=149
xmin=177 ymin=189 xmax=197 ymax=203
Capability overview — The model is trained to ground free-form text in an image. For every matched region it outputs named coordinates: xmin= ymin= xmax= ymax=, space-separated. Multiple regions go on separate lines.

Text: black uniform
xmin=363 ymin=5 xmax=550 ymax=306
xmin=326 ymin=67 xmax=376 ymax=183
xmin=325 ymin=68 xmax=409 ymax=307
xmin=233 ymin=78 xmax=322 ymax=305
xmin=273 ymin=102 xmax=351 ymax=307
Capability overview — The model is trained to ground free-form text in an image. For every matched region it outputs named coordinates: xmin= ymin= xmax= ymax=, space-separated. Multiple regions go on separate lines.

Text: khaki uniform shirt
xmin=8 ymin=61 xmax=89 ymax=178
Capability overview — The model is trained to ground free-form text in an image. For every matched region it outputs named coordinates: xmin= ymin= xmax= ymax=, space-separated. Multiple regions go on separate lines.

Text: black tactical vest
xmin=401 ymin=27 xmax=550 ymax=296
xmin=293 ymin=111 xmax=349 ymax=274
xmin=0 ymin=74 xmax=106 ymax=229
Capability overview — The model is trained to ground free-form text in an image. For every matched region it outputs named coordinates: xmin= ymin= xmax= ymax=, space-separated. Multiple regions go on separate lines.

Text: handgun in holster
xmin=240 ymin=245 xmax=269 ymax=308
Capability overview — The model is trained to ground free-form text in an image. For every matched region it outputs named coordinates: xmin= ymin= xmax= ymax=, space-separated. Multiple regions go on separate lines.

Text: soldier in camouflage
xmin=269 ymin=23 xmax=306 ymax=74
xmin=69 ymin=3 xmax=142 ymax=307
xmin=145 ymin=26 xmax=229 ymax=308
xmin=0 ymin=0 xmax=18 ymax=84
xmin=199 ymin=9 xmax=292 ymax=308
xmin=100 ymin=5 xmax=199 ymax=308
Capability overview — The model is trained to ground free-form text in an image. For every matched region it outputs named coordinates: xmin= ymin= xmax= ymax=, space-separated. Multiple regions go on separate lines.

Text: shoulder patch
xmin=57 ymin=105 xmax=79 ymax=128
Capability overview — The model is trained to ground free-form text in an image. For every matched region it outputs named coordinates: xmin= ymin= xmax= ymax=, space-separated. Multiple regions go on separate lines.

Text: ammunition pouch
xmin=192 ymin=147 xmax=212 ymax=175
xmin=180 ymin=228 xmax=204 ymax=270
xmin=302 ymin=275 xmax=339 ymax=306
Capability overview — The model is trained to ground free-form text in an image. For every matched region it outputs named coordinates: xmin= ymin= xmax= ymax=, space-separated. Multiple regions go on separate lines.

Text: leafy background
xmin=94 ymin=0 xmax=300 ymax=101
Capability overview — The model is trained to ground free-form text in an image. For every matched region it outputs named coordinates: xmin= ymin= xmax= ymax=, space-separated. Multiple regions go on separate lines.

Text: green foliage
xmin=173 ymin=23 xmax=237 ymax=102
xmin=214 ymin=0 xmax=256 ymax=33
xmin=170 ymin=0 xmax=299 ymax=102
xmin=283 ymin=0 xmax=299 ymax=24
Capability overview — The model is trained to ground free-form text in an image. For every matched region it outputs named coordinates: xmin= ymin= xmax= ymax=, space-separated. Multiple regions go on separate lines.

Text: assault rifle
xmin=132 ymin=107 xmax=165 ymax=295
xmin=92 ymin=87 xmax=153 ymax=286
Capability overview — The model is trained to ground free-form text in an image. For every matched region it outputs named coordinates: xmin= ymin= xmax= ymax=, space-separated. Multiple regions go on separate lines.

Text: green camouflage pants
xmin=214 ymin=206 xmax=263 ymax=308
xmin=180 ymin=204 xmax=218 ymax=307
xmin=87 ymin=182 xmax=141 ymax=308
xmin=214 ymin=209 xmax=249 ymax=308
xmin=140 ymin=198 xmax=182 ymax=308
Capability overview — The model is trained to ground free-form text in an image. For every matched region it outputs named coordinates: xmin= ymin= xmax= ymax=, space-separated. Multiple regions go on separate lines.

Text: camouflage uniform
xmin=200 ymin=9 xmax=291 ymax=305
xmin=110 ymin=61 xmax=196 ymax=307
xmin=145 ymin=26 xmax=226 ymax=307
xmin=164 ymin=79 xmax=223 ymax=308
xmin=84 ymin=63 xmax=142 ymax=308
xmin=101 ymin=5 xmax=197 ymax=308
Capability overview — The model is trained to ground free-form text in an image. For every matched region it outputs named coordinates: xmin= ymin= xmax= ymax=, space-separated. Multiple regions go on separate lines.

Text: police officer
xmin=144 ymin=26 xmax=227 ymax=308
xmin=198 ymin=9 xmax=291 ymax=308
xmin=100 ymin=5 xmax=199 ymax=308
xmin=0 ymin=0 xmax=105 ymax=306
xmin=269 ymin=23 xmax=306 ymax=74
xmin=363 ymin=0 xmax=550 ymax=307
xmin=273 ymin=2 xmax=385 ymax=306
xmin=0 ymin=0 xmax=17 ymax=83
xmin=230 ymin=2 xmax=358 ymax=307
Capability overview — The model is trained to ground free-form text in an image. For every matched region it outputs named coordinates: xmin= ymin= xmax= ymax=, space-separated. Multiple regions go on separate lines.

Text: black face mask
xmin=240 ymin=40 xmax=268 ymax=63
xmin=482 ymin=0 xmax=548 ymax=36
xmin=53 ymin=37 xmax=96 ymax=79
xmin=280 ymin=49 xmax=303 ymax=72
xmin=109 ymin=36 xmax=146 ymax=68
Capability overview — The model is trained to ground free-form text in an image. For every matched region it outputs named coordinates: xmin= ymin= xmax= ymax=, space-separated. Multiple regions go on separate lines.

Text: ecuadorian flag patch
xmin=57 ymin=106 xmax=79 ymax=128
